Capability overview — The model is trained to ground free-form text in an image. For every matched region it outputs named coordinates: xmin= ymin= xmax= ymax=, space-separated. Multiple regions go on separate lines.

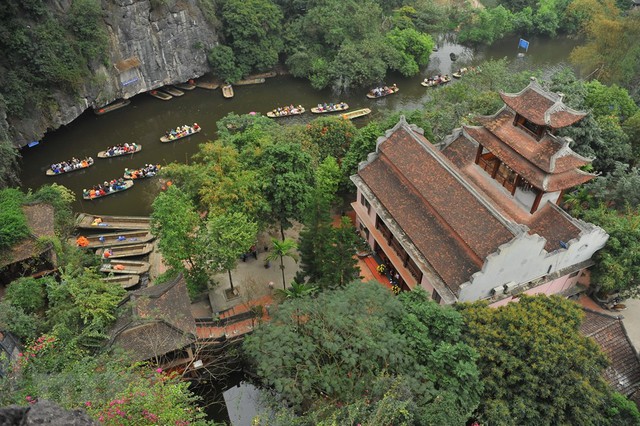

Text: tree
xmin=5 ymin=276 xmax=46 ymax=313
xmin=458 ymin=295 xmax=622 ymax=425
xmin=315 ymin=217 xmax=360 ymax=289
xmin=274 ymin=281 xmax=317 ymax=300
xmin=204 ymin=212 xmax=258 ymax=292
xmin=458 ymin=6 xmax=514 ymax=45
xmin=384 ymin=27 xmax=435 ymax=76
xmin=266 ymin=237 xmax=299 ymax=289
xmin=207 ymin=45 xmax=242 ymax=83
xmin=304 ymin=118 xmax=356 ymax=162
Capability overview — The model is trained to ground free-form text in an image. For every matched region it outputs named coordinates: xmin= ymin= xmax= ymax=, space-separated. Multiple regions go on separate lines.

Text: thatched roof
xmin=1 ymin=204 xmax=55 ymax=269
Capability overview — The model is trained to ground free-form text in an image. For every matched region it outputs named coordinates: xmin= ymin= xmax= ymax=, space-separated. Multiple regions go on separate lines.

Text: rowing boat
xmin=94 ymin=99 xmax=130 ymax=115
xmin=124 ymin=165 xmax=161 ymax=179
xmin=82 ymin=180 xmax=134 ymax=200
xmin=160 ymin=125 xmax=201 ymax=143
xmin=100 ymin=260 xmax=150 ymax=275
xmin=96 ymin=243 xmax=154 ymax=259
xmin=222 ymin=84 xmax=234 ymax=98
xmin=76 ymin=213 xmax=151 ymax=230
xmin=174 ymin=82 xmax=196 ymax=91
xmin=101 ymin=274 xmax=140 ymax=289
xmin=97 ymin=144 xmax=142 ymax=158
xmin=235 ymin=78 xmax=265 ymax=86
xmin=46 ymin=157 xmax=94 ymax=176
xmin=266 ymin=107 xmax=305 ymax=118
xmin=311 ymin=103 xmax=349 ymax=114
xmin=452 ymin=68 xmax=468 ymax=78
xmin=421 ymin=75 xmax=452 ymax=87
xmin=163 ymin=86 xmax=184 ymax=97
xmin=366 ymin=86 xmax=399 ymax=99
xmin=195 ymin=80 xmax=220 ymax=90
xmin=74 ymin=230 xmax=154 ymax=248
xmin=341 ymin=108 xmax=371 ymax=120
xmin=149 ymin=90 xmax=172 ymax=100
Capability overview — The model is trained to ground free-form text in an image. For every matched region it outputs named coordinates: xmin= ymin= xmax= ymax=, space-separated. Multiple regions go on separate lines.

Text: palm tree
xmin=275 ymin=281 xmax=318 ymax=300
xmin=266 ymin=237 xmax=299 ymax=289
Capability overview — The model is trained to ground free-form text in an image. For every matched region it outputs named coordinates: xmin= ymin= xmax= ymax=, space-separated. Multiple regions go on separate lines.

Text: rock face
xmin=8 ymin=0 xmax=218 ymax=147
xmin=0 ymin=400 xmax=96 ymax=425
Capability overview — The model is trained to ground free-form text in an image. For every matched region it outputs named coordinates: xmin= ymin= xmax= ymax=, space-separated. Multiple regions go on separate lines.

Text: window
xmin=568 ymin=271 xmax=580 ymax=278
xmin=432 ymin=289 xmax=442 ymax=304
xmin=360 ymin=193 xmax=371 ymax=214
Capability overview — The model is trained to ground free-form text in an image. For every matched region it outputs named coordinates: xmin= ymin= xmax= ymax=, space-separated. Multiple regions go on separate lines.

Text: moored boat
xmin=74 ymin=230 xmax=154 ymax=249
xmin=163 ymin=86 xmax=184 ymax=97
xmin=76 ymin=213 xmax=151 ymax=230
xmin=222 ymin=84 xmax=234 ymax=98
xmin=100 ymin=260 xmax=150 ymax=275
xmin=160 ymin=123 xmax=201 ymax=143
xmin=93 ymin=99 xmax=131 ymax=115
xmin=366 ymin=85 xmax=399 ymax=99
xmin=96 ymin=243 xmax=154 ymax=259
xmin=149 ymin=90 xmax=172 ymax=100
xmin=124 ymin=164 xmax=161 ymax=179
xmin=421 ymin=75 xmax=452 ymax=87
xmin=452 ymin=67 xmax=468 ymax=78
xmin=174 ymin=82 xmax=196 ymax=91
xmin=101 ymin=274 xmax=141 ymax=289
xmin=341 ymin=108 xmax=371 ymax=120
xmin=82 ymin=180 xmax=134 ymax=200
xmin=97 ymin=143 xmax=142 ymax=158
xmin=311 ymin=102 xmax=349 ymax=114
xmin=266 ymin=105 xmax=305 ymax=118
xmin=195 ymin=80 xmax=220 ymax=90
xmin=234 ymin=78 xmax=266 ymax=86
xmin=46 ymin=157 xmax=94 ymax=176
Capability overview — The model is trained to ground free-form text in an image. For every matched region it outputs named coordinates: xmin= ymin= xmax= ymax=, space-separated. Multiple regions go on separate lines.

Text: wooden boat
xmin=100 ymin=260 xmax=150 ymax=275
xmin=46 ymin=157 xmax=94 ymax=176
xmin=124 ymin=165 xmax=161 ymax=179
xmin=76 ymin=213 xmax=151 ymax=230
xmin=421 ymin=75 xmax=452 ymax=87
xmin=96 ymin=243 xmax=154 ymax=259
xmin=234 ymin=78 xmax=265 ymax=86
xmin=341 ymin=108 xmax=371 ymax=120
xmin=366 ymin=86 xmax=399 ymax=99
xmin=311 ymin=103 xmax=349 ymax=114
xmin=174 ymin=82 xmax=196 ymax=91
xmin=101 ymin=274 xmax=140 ymax=289
xmin=246 ymin=71 xmax=277 ymax=79
xmin=222 ymin=85 xmax=234 ymax=98
xmin=452 ymin=68 xmax=468 ymax=79
xmin=97 ymin=144 xmax=142 ymax=158
xmin=93 ymin=99 xmax=130 ymax=115
xmin=75 ymin=230 xmax=154 ymax=249
xmin=266 ymin=107 xmax=305 ymax=118
xmin=160 ymin=124 xmax=201 ymax=143
xmin=149 ymin=90 xmax=172 ymax=100
xmin=162 ymin=86 xmax=184 ymax=97
xmin=82 ymin=180 xmax=134 ymax=200
xmin=195 ymin=80 xmax=219 ymax=90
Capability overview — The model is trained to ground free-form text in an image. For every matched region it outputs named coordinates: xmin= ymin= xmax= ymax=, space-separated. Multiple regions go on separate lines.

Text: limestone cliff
xmin=8 ymin=0 xmax=218 ymax=147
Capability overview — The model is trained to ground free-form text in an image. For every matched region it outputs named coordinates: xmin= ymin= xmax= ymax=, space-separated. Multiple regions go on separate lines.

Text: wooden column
xmin=475 ymin=143 xmax=483 ymax=165
xmin=511 ymin=174 xmax=521 ymax=196
xmin=491 ymin=159 xmax=501 ymax=178
xmin=530 ymin=188 xmax=544 ymax=214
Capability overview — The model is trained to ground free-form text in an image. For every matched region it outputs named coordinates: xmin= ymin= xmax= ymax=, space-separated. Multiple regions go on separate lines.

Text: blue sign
xmin=518 ymin=38 xmax=530 ymax=51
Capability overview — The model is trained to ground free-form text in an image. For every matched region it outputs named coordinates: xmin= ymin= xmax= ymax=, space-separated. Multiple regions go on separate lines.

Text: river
xmin=18 ymin=35 xmax=580 ymax=217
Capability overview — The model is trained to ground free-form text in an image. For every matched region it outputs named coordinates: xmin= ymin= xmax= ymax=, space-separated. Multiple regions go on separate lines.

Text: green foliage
xmin=584 ymin=80 xmax=639 ymax=121
xmin=606 ymin=392 xmax=640 ymax=425
xmin=458 ymin=6 xmax=514 ymax=44
xmin=0 ymin=300 xmax=43 ymax=341
xmin=304 ymin=117 xmax=356 ymax=162
xmin=0 ymin=137 xmax=21 ymax=189
xmin=458 ymin=295 xmax=617 ymax=425
xmin=623 ymin=111 xmax=640 ymax=161
xmin=26 ymin=183 xmax=76 ymax=236
xmin=208 ymin=45 xmax=243 ymax=83
xmin=384 ymin=28 xmax=435 ymax=76
xmin=266 ymin=237 xmax=298 ymax=289
xmin=6 ymin=276 xmax=46 ymax=313
xmin=0 ymin=188 xmax=29 ymax=250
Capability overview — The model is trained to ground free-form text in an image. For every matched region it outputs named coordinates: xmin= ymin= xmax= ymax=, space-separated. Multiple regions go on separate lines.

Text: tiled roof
xmin=357 ymin=122 xmax=516 ymax=291
xmin=527 ymin=203 xmax=581 ymax=252
xmin=500 ymin=80 xmax=586 ymax=128
xmin=463 ymin=125 xmax=595 ymax=191
xmin=580 ymin=309 xmax=640 ymax=397
xmin=477 ymin=109 xmax=590 ymax=173
xmin=1 ymin=204 xmax=56 ymax=268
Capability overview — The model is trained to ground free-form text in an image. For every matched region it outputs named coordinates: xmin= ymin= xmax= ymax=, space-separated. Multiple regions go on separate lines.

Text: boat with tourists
xmin=421 ymin=74 xmax=452 ymax=87
xmin=96 ymin=243 xmax=154 ymax=259
xmin=267 ymin=105 xmax=305 ymax=118
xmin=160 ymin=123 xmax=201 ymax=143
xmin=101 ymin=274 xmax=141 ymax=289
xmin=162 ymin=86 xmax=184 ymax=97
xmin=46 ymin=157 xmax=94 ymax=176
xmin=311 ymin=102 xmax=349 ymax=114
xmin=341 ymin=108 xmax=371 ymax=120
xmin=76 ymin=213 xmax=151 ymax=231
xmin=74 ymin=230 xmax=154 ymax=249
xmin=452 ymin=67 xmax=468 ymax=78
xmin=149 ymin=90 xmax=172 ymax=100
xmin=366 ymin=85 xmax=399 ymax=99
xmin=100 ymin=260 xmax=151 ymax=275
xmin=124 ymin=164 xmax=161 ymax=179
xmin=174 ymin=82 xmax=196 ymax=91
xmin=81 ymin=179 xmax=134 ymax=201
xmin=222 ymin=84 xmax=234 ymax=98
xmin=93 ymin=99 xmax=130 ymax=115
xmin=97 ymin=143 xmax=142 ymax=158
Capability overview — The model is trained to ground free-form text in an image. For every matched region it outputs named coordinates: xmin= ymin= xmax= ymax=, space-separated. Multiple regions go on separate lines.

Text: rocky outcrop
xmin=8 ymin=0 xmax=218 ymax=147
xmin=0 ymin=400 xmax=96 ymax=425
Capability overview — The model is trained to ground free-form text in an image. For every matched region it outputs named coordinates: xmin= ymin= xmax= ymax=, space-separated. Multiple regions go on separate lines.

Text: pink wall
xmin=489 ymin=269 xmax=583 ymax=307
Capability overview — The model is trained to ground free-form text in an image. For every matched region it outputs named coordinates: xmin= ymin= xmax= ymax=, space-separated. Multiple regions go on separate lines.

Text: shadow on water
xmin=18 ymin=34 xmax=581 ymax=217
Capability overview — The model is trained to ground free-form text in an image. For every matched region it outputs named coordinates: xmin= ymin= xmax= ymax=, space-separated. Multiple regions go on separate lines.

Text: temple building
xmin=351 ymin=79 xmax=609 ymax=305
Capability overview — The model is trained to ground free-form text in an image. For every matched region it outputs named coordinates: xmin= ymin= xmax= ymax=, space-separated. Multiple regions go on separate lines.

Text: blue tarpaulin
xmin=518 ymin=39 xmax=530 ymax=51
